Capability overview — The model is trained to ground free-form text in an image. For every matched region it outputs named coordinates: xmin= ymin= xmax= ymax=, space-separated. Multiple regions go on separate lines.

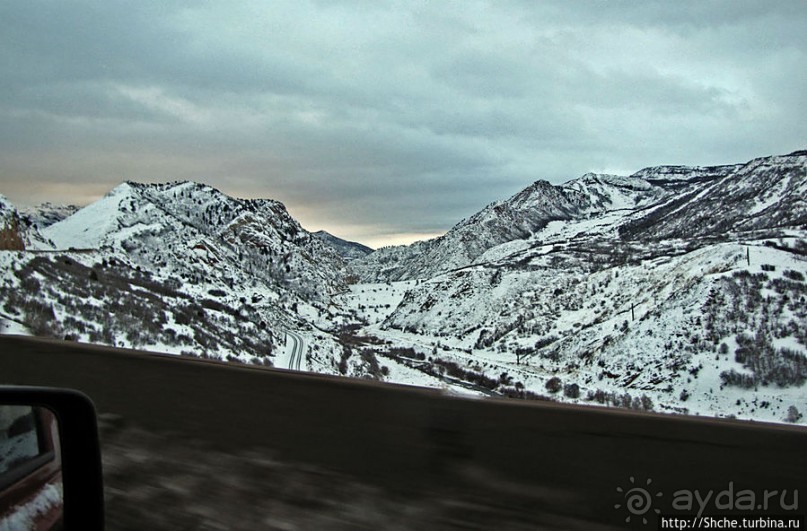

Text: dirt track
xmin=1 ymin=335 xmax=805 ymax=529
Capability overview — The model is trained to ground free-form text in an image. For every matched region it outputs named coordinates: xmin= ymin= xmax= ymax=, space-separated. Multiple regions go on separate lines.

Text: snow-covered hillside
xmin=20 ymin=203 xmax=80 ymax=230
xmin=341 ymin=149 xmax=806 ymax=424
xmin=351 ymin=180 xmax=593 ymax=282
xmin=43 ymin=181 xmax=348 ymax=299
xmin=1 ymin=150 xmax=805 ymax=424
xmin=352 ymin=150 xmax=807 ymax=283
xmin=363 ymin=238 xmax=805 ymax=423
xmin=313 ymin=230 xmax=373 ymax=262
xmin=619 ymin=151 xmax=807 ymax=240
xmin=0 ymin=195 xmax=55 ymax=250
xmin=0 ymin=182 xmax=352 ymax=364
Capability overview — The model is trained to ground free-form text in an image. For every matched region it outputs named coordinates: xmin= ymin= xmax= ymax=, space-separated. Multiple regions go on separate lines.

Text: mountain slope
xmin=0 ymin=182 xmax=352 ymax=365
xmin=618 ymin=151 xmax=807 ymax=240
xmin=362 ymin=235 xmax=806 ymax=423
xmin=0 ymin=195 xmax=55 ymax=250
xmin=352 ymin=181 xmax=595 ymax=282
xmin=313 ymin=230 xmax=373 ymax=261
xmin=21 ymin=203 xmax=80 ymax=230
xmin=350 ymin=174 xmax=681 ymax=282
xmin=341 ymin=149 xmax=806 ymax=424
xmin=1 ymin=151 xmax=804 ymax=423
xmin=353 ymin=151 xmax=806 ymax=282
xmin=44 ymin=181 xmax=348 ymax=300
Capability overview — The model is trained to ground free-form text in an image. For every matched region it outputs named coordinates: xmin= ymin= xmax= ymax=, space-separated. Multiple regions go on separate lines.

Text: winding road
xmin=285 ymin=331 xmax=304 ymax=371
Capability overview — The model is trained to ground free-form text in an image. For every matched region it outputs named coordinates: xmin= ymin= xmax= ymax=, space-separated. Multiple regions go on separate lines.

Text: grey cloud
xmin=1 ymin=1 xmax=806 ymax=244
xmin=432 ymin=50 xmax=536 ymax=99
xmin=513 ymin=0 xmax=803 ymax=34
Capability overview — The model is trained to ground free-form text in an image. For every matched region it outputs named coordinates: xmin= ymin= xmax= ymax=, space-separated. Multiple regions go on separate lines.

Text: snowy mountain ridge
xmin=313 ymin=230 xmax=373 ymax=261
xmin=0 ymin=150 xmax=805 ymax=424
xmin=0 ymin=181 xmax=355 ymax=365
xmin=340 ymin=149 xmax=805 ymax=424
xmin=0 ymin=194 xmax=57 ymax=250
xmin=352 ymin=151 xmax=806 ymax=282
xmin=43 ymin=180 xmax=349 ymax=299
xmin=20 ymin=203 xmax=79 ymax=231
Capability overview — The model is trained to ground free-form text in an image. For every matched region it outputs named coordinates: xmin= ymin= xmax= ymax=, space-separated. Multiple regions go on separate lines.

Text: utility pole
xmin=631 ymin=303 xmax=635 ymax=321
xmin=746 ymin=246 xmax=750 ymax=266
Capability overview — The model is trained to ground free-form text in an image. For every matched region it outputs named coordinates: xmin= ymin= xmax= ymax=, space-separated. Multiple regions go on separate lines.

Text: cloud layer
xmin=1 ymin=1 xmax=805 ymax=246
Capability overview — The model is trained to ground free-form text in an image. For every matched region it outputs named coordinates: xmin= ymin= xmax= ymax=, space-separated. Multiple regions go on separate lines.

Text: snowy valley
xmin=1 ymin=150 xmax=805 ymax=425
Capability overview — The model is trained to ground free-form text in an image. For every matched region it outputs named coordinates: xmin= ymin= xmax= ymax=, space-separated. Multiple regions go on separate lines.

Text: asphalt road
xmin=1 ymin=335 xmax=805 ymax=529
xmin=285 ymin=331 xmax=304 ymax=371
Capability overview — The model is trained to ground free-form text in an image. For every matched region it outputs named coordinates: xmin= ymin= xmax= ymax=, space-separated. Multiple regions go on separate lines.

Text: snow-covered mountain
xmin=20 ymin=203 xmax=80 ymax=230
xmin=618 ymin=151 xmax=807 ymax=240
xmin=340 ymin=149 xmax=806 ymax=424
xmin=313 ymin=230 xmax=373 ymax=261
xmin=631 ymin=163 xmax=740 ymax=184
xmin=369 ymin=236 xmax=805 ymax=422
xmin=352 ymin=151 xmax=806 ymax=282
xmin=351 ymin=181 xmax=593 ymax=281
xmin=350 ymin=173 xmax=677 ymax=282
xmin=0 ymin=182 xmax=351 ymax=363
xmin=0 ymin=195 xmax=55 ymax=250
xmin=43 ymin=181 xmax=348 ymax=299
xmin=0 ymin=150 xmax=804 ymax=424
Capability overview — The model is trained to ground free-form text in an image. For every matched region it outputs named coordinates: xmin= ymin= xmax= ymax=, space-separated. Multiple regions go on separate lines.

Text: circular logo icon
xmin=614 ymin=477 xmax=663 ymax=525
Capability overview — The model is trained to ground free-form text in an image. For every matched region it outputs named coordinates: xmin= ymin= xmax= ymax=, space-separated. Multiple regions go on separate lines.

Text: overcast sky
xmin=1 ymin=1 xmax=805 ymax=247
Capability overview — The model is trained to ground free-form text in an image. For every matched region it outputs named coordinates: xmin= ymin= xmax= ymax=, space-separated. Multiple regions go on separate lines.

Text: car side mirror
xmin=0 ymin=386 xmax=104 ymax=530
